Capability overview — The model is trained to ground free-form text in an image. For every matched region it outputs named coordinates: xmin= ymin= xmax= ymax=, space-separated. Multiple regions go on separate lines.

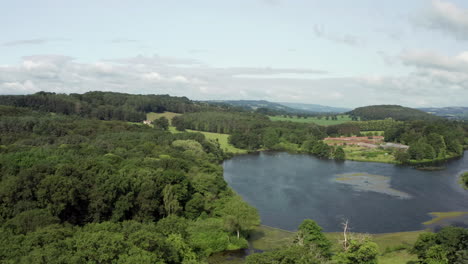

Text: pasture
xmin=186 ymin=129 xmax=248 ymax=154
xmin=146 ymin=112 xmax=181 ymax=124
xmin=269 ymin=114 xmax=355 ymax=126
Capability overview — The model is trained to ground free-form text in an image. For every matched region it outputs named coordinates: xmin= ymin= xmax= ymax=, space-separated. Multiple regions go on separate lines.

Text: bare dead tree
xmin=341 ymin=219 xmax=350 ymax=251
xmin=294 ymin=230 xmax=305 ymax=246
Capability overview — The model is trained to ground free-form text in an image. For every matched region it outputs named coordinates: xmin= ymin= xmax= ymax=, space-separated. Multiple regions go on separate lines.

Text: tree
xmin=394 ymin=150 xmax=410 ymax=164
xmin=262 ymin=128 xmax=279 ymax=149
xmin=37 ymin=174 xmax=81 ymax=218
xmin=163 ymin=185 xmax=181 ymax=217
xmin=408 ymin=141 xmax=435 ymax=160
xmin=246 ymin=245 xmax=328 ymax=264
xmin=335 ymin=238 xmax=379 ymax=264
xmin=411 ymin=227 xmax=468 ymax=264
xmin=294 ymin=219 xmax=332 ymax=257
xmin=334 ymin=146 xmax=346 ymax=160
xmin=3 ymin=209 xmax=60 ymax=234
xmin=312 ymin=141 xmax=331 ymax=158
xmin=426 ymin=133 xmax=446 ymax=157
xmin=412 ymin=232 xmax=438 ymax=260
xmin=220 ymin=196 xmax=260 ymax=239
xmin=153 ymin=116 xmax=169 ymax=130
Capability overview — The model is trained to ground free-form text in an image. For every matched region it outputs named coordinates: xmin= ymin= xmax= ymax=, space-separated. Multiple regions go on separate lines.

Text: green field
xmin=186 ymin=129 xmax=248 ymax=154
xmin=147 ymin=112 xmax=247 ymax=154
xmin=146 ymin=112 xmax=181 ymax=124
xmin=269 ymin=115 xmax=355 ymax=126
xmin=360 ymin=130 xmax=385 ymax=136
xmin=169 ymin=127 xmax=247 ymax=154
xmin=333 ymin=145 xmax=397 ymax=164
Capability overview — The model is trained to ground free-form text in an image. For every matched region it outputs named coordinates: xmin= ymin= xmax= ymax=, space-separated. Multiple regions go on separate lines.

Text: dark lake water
xmin=223 ymin=151 xmax=468 ymax=233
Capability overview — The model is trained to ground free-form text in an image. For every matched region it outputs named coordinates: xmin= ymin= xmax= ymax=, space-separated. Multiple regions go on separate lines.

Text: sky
xmin=1 ymin=0 xmax=468 ymax=108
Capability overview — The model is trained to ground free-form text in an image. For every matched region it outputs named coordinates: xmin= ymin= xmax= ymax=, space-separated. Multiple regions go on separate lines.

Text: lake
xmin=223 ymin=151 xmax=468 ymax=233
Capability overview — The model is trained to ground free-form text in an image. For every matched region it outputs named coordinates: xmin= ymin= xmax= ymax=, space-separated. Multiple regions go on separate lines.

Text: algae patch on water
xmin=423 ymin=212 xmax=468 ymax=226
xmin=334 ymin=172 xmax=411 ymax=199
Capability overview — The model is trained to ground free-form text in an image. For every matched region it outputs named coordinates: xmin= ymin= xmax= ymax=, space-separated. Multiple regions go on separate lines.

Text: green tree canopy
xmin=219 ymin=196 xmax=260 ymax=239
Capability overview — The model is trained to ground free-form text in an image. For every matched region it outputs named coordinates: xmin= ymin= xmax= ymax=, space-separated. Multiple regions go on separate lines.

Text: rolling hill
xmin=205 ymin=100 xmax=350 ymax=114
xmin=419 ymin=107 xmax=468 ymax=120
xmin=278 ymin=102 xmax=350 ymax=113
xmin=348 ymin=105 xmax=440 ymax=121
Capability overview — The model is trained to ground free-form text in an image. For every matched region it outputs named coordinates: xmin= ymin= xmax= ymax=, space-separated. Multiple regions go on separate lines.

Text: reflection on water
xmin=223 ymin=151 xmax=468 ymax=233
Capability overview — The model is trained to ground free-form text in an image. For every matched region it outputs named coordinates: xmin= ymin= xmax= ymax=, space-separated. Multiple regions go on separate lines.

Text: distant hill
xmin=348 ymin=105 xmax=440 ymax=121
xmin=206 ymin=100 xmax=295 ymax=112
xmin=205 ymin=100 xmax=349 ymax=114
xmin=418 ymin=107 xmax=468 ymax=120
xmin=278 ymin=102 xmax=350 ymax=113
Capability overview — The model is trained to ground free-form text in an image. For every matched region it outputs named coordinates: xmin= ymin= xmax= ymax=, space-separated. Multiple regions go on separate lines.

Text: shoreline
xmin=225 ymin=148 xmax=466 ymax=168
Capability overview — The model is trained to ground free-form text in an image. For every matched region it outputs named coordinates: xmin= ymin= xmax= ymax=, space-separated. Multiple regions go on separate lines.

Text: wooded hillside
xmin=348 ymin=105 xmax=440 ymax=121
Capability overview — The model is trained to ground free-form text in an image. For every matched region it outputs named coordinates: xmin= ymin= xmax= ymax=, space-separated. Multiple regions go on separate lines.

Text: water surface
xmin=223 ymin=151 xmax=468 ymax=233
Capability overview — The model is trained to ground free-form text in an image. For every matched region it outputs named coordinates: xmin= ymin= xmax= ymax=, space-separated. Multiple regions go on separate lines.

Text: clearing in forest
xmin=146 ymin=112 xmax=181 ymax=125
xmin=269 ymin=114 xmax=355 ymax=126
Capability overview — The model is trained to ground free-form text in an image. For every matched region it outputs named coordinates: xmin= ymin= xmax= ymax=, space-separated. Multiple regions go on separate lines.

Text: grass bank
xmin=423 ymin=212 xmax=468 ymax=226
xmin=209 ymin=225 xmax=424 ymax=264
xmin=341 ymin=145 xmax=397 ymax=164
xmin=269 ymin=115 xmax=355 ymax=126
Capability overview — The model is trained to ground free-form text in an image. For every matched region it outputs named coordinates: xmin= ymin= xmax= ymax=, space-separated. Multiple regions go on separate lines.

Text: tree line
xmin=384 ymin=120 xmax=467 ymax=162
xmin=0 ymin=91 xmax=231 ymax=122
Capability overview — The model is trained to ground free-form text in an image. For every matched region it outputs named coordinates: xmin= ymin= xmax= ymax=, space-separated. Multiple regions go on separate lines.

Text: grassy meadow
xmin=269 ymin=114 xmax=355 ymax=126
xmin=146 ymin=111 xmax=181 ymax=124
xmin=186 ymin=129 xmax=248 ymax=154
xmin=326 ymin=144 xmax=398 ymax=164
xmin=361 ymin=130 xmax=385 ymax=136
xmin=147 ymin=112 xmax=247 ymax=154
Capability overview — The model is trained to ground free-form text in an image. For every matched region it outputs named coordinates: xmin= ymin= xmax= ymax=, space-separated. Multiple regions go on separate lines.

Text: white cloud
xmin=2 ymin=39 xmax=47 ymax=46
xmin=2 ymin=38 xmax=70 ymax=47
xmin=0 ymin=53 xmax=467 ymax=107
xmin=142 ymin=72 xmax=163 ymax=81
xmin=0 ymin=80 xmax=38 ymax=94
xmin=417 ymin=0 xmax=468 ymax=40
xmin=312 ymin=24 xmax=361 ymax=46
xmin=400 ymin=50 xmax=468 ymax=72
xmin=171 ymin=75 xmax=189 ymax=83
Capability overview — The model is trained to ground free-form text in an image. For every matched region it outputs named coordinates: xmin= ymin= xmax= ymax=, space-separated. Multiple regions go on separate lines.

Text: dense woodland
xmin=0 ymin=106 xmax=260 ymax=263
xmin=384 ymin=120 xmax=467 ymax=162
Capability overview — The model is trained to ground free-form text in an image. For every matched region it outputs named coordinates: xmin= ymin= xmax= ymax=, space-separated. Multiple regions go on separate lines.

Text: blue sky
xmin=1 ymin=0 xmax=468 ymax=107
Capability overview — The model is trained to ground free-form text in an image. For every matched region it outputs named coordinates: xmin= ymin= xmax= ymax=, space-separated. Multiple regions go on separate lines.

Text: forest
xmin=0 ymin=91 xmax=228 ymax=122
xmin=0 ymin=105 xmax=259 ymax=263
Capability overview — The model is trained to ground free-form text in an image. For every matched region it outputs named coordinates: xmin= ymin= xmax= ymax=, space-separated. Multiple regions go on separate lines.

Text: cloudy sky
xmin=1 ymin=0 xmax=468 ymax=107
